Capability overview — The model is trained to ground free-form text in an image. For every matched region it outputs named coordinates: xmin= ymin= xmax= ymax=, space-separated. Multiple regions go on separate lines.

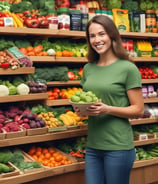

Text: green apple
xmin=85 ymin=96 xmax=93 ymax=102
xmin=71 ymin=95 xmax=80 ymax=102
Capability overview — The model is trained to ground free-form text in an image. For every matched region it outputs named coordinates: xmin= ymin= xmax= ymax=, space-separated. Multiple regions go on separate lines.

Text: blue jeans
xmin=85 ymin=147 xmax=135 ymax=184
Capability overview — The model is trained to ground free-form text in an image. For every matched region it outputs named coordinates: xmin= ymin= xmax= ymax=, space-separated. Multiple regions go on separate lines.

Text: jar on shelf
xmin=81 ymin=13 xmax=88 ymax=31
xmin=57 ymin=7 xmax=70 ymax=30
xmin=145 ymin=10 xmax=157 ymax=32
xmin=47 ymin=10 xmax=58 ymax=29
xmin=70 ymin=10 xmax=82 ymax=31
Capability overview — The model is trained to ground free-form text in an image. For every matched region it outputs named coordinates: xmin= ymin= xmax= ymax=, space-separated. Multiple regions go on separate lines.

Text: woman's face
xmin=88 ymin=23 xmax=112 ymax=55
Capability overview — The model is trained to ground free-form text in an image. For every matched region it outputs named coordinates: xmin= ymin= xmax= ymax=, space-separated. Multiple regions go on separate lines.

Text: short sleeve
xmin=125 ymin=63 xmax=142 ymax=90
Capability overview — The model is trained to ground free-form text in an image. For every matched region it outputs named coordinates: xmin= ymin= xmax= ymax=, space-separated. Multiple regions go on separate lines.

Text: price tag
xmin=139 ymin=133 xmax=148 ymax=141
xmin=4 ymin=17 xmax=13 ymax=27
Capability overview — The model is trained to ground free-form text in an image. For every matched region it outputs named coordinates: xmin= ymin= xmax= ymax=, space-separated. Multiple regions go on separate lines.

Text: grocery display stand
xmin=0 ymin=26 xmax=158 ymax=184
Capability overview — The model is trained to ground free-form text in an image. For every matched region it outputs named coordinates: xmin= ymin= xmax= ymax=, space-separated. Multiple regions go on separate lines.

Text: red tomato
xmin=52 ymin=88 xmax=60 ymax=93
xmin=52 ymin=92 xmax=59 ymax=99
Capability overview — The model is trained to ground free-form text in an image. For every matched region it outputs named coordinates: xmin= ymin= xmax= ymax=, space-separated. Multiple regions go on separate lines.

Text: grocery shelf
xmin=120 ymin=31 xmax=158 ymax=38
xmin=30 ymin=56 xmax=88 ymax=63
xmin=133 ymin=57 xmax=158 ymax=62
xmin=31 ymin=56 xmax=158 ymax=64
xmin=45 ymin=99 xmax=70 ymax=106
xmin=0 ymin=27 xmax=86 ymax=38
xmin=47 ymin=80 xmax=81 ymax=86
xmin=0 ymin=128 xmax=88 ymax=147
xmin=47 ymin=79 xmax=158 ymax=86
xmin=0 ymin=67 xmax=35 ymax=75
xmin=0 ymin=93 xmax=48 ymax=103
xmin=133 ymin=157 xmax=158 ymax=168
xmin=0 ymin=162 xmax=83 ymax=184
xmin=142 ymin=79 xmax=158 ymax=84
xmin=144 ymin=97 xmax=158 ymax=103
xmin=135 ymin=138 xmax=158 ymax=146
xmin=130 ymin=117 xmax=158 ymax=125
xmin=0 ymin=158 xmax=158 ymax=184
xmin=30 ymin=56 xmax=56 ymax=63
xmin=0 ymin=27 xmax=157 ymax=39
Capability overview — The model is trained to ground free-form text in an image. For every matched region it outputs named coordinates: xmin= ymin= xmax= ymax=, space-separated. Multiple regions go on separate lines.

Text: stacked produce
xmin=0 ymin=148 xmax=42 ymax=174
xmin=47 ymin=87 xmax=82 ymax=100
xmin=27 ymin=145 xmax=74 ymax=167
xmin=0 ymin=51 xmax=20 ymax=69
xmin=59 ymin=110 xmax=85 ymax=126
xmin=138 ymin=67 xmax=158 ymax=79
xmin=55 ymin=136 xmax=87 ymax=160
xmin=28 ymin=80 xmax=47 ymax=93
xmin=38 ymin=112 xmax=64 ymax=128
xmin=0 ymin=78 xmax=29 ymax=96
xmin=18 ymin=110 xmax=46 ymax=129
xmin=0 ymin=148 xmax=15 ymax=174
xmin=0 ymin=105 xmax=46 ymax=133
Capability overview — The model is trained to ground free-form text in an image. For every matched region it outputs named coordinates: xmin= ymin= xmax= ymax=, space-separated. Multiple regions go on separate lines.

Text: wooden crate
xmin=0 ymin=162 xmax=20 ymax=178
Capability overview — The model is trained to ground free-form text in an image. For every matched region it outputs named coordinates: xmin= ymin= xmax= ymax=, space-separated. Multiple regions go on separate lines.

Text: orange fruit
xmin=56 ymin=51 xmax=62 ymax=57
xmin=36 ymin=147 xmax=42 ymax=152
xmin=48 ymin=147 xmax=55 ymax=154
xmin=28 ymin=146 xmax=36 ymax=155
xmin=42 ymin=148 xmax=48 ymax=154
xmin=45 ymin=152 xmax=51 ymax=159
xmin=36 ymin=151 xmax=41 ymax=157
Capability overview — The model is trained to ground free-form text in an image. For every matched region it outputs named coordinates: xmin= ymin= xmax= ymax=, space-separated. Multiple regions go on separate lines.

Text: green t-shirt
xmin=81 ymin=59 xmax=142 ymax=150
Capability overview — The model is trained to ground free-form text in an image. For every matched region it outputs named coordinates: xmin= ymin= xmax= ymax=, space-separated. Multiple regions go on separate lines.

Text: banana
xmin=11 ymin=13 xmax=24 ymax=27
xmin=59 ymin=114 xmax=71 ymax=126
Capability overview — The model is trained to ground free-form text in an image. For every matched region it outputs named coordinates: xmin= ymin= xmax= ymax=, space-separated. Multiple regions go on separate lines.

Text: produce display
xmin=47 ymin=87 xmax=82 ymax=100
xmin=55 ymin=136 xmax=87 ymax=159
xmin=0 ymin=148 xmax=42 ymax=174
xmin=139 ymin=67 xmax=158 ymax=79
xmin=59 ymin=110 xmax=85 ymax=126
xmin=27 ymin=145 xmax=74 ymax=167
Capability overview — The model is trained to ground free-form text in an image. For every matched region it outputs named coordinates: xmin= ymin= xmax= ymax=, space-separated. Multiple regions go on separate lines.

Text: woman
xmin=76 ymin=15 xmax=144 ymax=184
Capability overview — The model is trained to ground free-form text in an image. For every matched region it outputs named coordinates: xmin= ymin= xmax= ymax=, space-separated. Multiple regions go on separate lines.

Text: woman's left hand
xmin=86 ymin=102 xmax=109 ymax=116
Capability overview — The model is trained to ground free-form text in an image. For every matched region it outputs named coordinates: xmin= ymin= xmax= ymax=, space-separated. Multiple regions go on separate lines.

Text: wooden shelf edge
xmin=31 ymin=56 xmax=158 ymax=63
xmin=0 ymin=93 xmax=48 ymax=103
xmin=133 ymin=157 xmax=158 ymax=168
xmin=135 ymin=138 xmax=158 ymax=146
xmin=0 ymin=27 xmax=157 ymax=38
xmin=133 ymin=57 xmax=158 ymax=62
xmin=144 ymin=97 xmax=158 ymax=103
xmin=47 ymin=80 xmax=81 ymax=86
xmin=46 ymin=99 xmax=70 ymax=106
xmin=0 ymin=162 xmax=83 ymax=184
xmin=30 ymin=56 xmax=88 ymax=63
xmin=130 ymin=117 xmax=158 ymax=125
xmin=142 ymin=79 xmax=158 ymax=84
xmin=0 ymin=67 xmax=35 ymax=75
xmin=0 ymin=128 xmax=88 ymax=147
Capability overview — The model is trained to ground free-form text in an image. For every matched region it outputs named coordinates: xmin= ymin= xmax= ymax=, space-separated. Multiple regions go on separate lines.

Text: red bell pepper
xmin=38 ymin=16 xmax=49 ymax=28
xmin=24 ymin=17 xmax=40 ymax=28
xmin=67 ymin=71 xmax=75 ymax=80
xmin=0 ymin=62 xmax=10 ymax=68
xmin=23 ymin=10 xmax=32 ymax=17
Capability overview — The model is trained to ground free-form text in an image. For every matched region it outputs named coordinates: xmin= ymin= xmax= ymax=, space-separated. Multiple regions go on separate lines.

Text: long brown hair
xmin=86 ymin=15 xmax=130 ymax=62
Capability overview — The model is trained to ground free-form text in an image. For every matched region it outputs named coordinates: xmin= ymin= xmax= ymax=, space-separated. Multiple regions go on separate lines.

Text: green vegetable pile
xmin=122 ymin=0 xmax=138 ymax=11
xmin=10 ymin=150 xmax=42 ymax=172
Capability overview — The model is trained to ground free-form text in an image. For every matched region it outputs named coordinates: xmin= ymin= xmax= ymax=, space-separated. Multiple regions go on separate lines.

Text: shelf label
xmin=139 ymin=133 xmax=148 ymax=141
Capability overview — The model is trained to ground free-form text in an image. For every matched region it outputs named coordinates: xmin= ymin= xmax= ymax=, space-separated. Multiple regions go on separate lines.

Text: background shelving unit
xmin=0 ymin=25 xmax=158 ymax=184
